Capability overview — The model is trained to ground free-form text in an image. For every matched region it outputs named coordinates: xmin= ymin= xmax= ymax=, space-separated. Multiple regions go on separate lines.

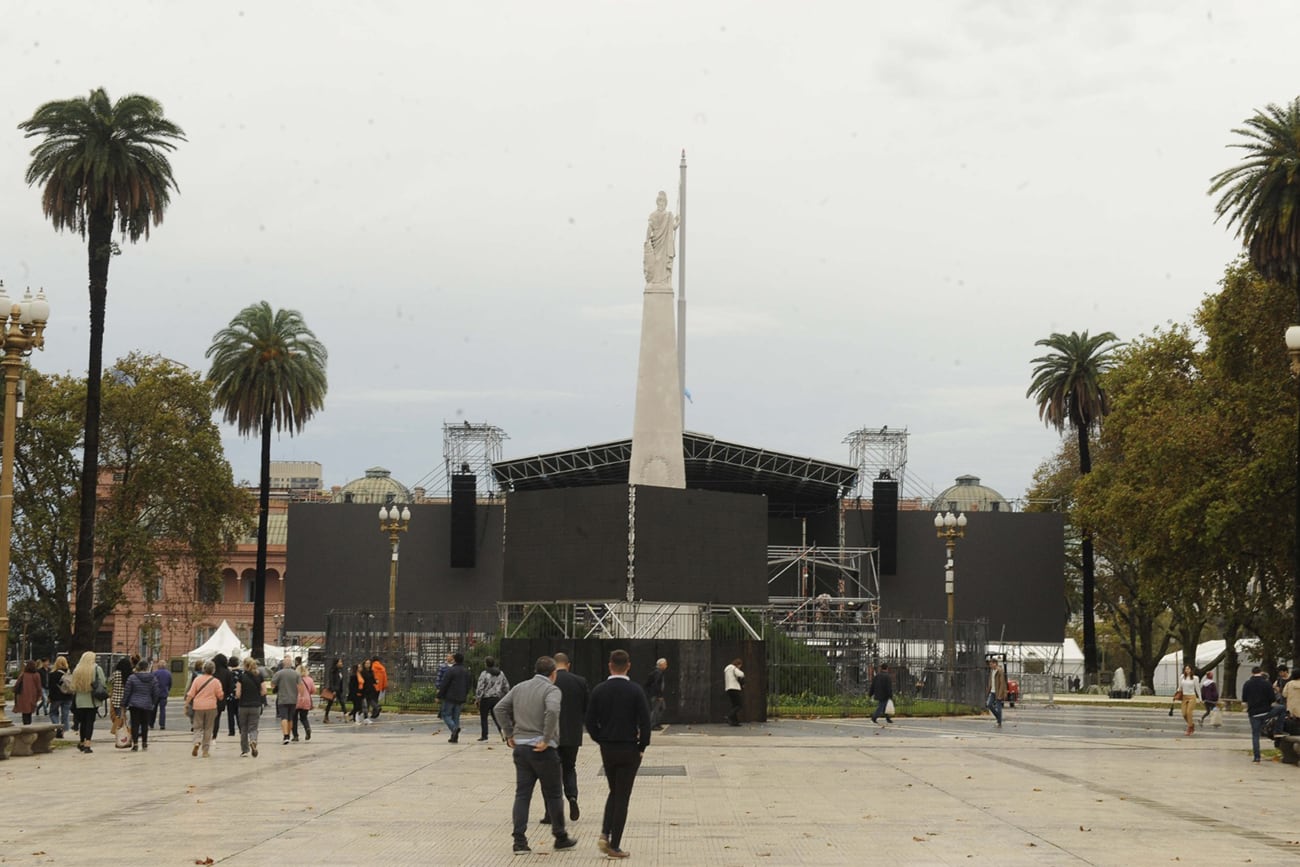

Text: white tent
xmin=1152 ymin=639 xmax=1261 ymax=696
xmin=185 ymin=620 xmax=246 ymax=662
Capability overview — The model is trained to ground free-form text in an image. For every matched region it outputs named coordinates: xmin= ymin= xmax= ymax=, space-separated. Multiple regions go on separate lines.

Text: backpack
xmin=58 ymin=673 xmax=76 ymax=696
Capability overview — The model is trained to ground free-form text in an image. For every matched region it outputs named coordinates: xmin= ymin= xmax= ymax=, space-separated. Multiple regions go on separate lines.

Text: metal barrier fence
xmin=324 ymin=606 xmax=988 ymax=713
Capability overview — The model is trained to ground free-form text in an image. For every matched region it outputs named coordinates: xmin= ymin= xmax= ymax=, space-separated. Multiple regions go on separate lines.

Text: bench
xmin=0 ymin=726 xmax=19 ymax=760
xmin=1274 ymin=734 xmax=1300 ymax=765
xmin=10 ymin=723 xmax=58 ymax=756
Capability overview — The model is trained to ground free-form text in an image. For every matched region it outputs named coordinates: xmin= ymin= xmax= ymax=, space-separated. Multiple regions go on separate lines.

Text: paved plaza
xmin=0 ymin=701 xmax=1297 ymax=865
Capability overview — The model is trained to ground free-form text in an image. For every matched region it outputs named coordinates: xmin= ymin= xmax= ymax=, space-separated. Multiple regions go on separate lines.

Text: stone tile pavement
xmin=0 ymin=707 xmax=1296 ymax=865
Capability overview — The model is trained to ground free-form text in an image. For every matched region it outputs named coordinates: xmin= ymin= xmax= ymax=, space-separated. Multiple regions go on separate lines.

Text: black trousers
xmin=599 ymin=744 xmax=642 ymax=850
xmin=726 ymin=689 xmax=743 ymax=725
xmin=129 ymin=707 xmax=151 ymax=746
xmin=558 ymin=744 xmax=580 ymax=801
xmin=479 ymin=696 xmax=501 ymax=739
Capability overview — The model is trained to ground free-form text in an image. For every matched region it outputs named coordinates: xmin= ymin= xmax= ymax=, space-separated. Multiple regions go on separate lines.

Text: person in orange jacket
xmin=370 ymin=656 xmax=388 ymax=721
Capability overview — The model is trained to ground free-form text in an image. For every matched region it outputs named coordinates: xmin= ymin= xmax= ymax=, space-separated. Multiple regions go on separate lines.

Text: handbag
xmin=885 ymin=698 xmax=896 ymax=716
xmin=1173 ymin=690 xmax=1183 ymax=701
xmin=321 ymin=687 xmax=336 ymax=702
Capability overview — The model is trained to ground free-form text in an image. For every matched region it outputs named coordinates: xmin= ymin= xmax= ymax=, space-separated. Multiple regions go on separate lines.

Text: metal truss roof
xmin=492 ymin=431 xmax=858 ymax=506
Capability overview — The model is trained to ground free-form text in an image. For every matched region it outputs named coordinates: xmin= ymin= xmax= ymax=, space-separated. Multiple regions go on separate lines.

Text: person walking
xmin=438 ymin=651 xmax=470 ymax=743
xmin=12 ymin=660 xmax=42 ymax=724
xmin=47 ymin=655 xmax=72 ymax=738
xmin=986 ymin=657 xmax=1008 ymax=728
xmin=211 ymin=653 xmax=236 ymax=740
xmin=585 ymin=649 xmax=652 ymax=860
xmin=475 ymin=656 xmax=510 ymax=742
xmin=347 ymin=662 xmax=363 ymax=723
xmin=358 ymin=659 xmax=378 ymax=725
xmin=644 ymin=658 xmax=667 ymax=731
xmin=1177 ymin=664 xmax=1201 ymax=736
xmin=185 ymin=660 xmax=225 ymax=758
xmin=271 ymin=657 xmax=301 ymax=745
xmin=545 ymin=652 xmax=588 ymax=824
xmin=152 ymin=659 xmax=173 ymax=731
xmin=370 ymin=655 xmax=388 ymax=720
xmin=869 ymin=662 xmax=894 ymax=724
xmin=1242 ymin=666 xmax=1276 ymax=762
xmin=495 ymin=656 xmax=578 ymax=856
xmin=292 ymin=662 xmax=314 ymax=742
xmin=322 ymin=658 xmax=345 ymax=723
xmin=121 ymin=658 xmax=162 ymax=751
xmin=1199 ymin=670 xmax=1220 ymax=727
xmin=69 ymin=651 xmax=106 ymax=753
xmin=724 ymin=658 xmax=745 ymax=726
xmin=235 ymin=657 xmax=266 ymax=757
xmin=224 ymin=656 xmax=242 ymax=737
xmin=110 ymin=654 xmax=134 ymax=736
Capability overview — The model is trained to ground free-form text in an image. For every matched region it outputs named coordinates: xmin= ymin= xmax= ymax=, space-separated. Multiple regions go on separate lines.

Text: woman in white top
xmin=1178 ymin=665 xmax=1202 ymax=736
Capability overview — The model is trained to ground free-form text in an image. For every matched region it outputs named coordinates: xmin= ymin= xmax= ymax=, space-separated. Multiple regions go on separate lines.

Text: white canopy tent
xmin=1152 ymin=639 xmax=1261 ymax=696
xmin=184 ymin=620 xmax=246 ymax=662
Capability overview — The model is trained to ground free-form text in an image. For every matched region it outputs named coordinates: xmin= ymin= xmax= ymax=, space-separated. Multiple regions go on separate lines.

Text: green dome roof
xmin=930 ymin=475 xmax=1009 ymax=513
xmin=332 ymin=466 xmax=412 ymax=505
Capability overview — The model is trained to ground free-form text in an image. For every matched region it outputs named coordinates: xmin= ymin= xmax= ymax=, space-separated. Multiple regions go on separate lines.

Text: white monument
xmin=629 ymin=188 xmax=686 ymax=488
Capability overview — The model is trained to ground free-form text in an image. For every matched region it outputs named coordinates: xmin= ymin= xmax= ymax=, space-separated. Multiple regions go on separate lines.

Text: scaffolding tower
xmin=844 ymin=426 xmax=908 ymax=498
xmin=413 ymin=422 xmax=508 ymax=498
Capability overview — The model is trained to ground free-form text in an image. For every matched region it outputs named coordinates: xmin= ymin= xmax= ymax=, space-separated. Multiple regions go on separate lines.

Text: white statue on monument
xmin=643 ymin=190 xmax=679 ymax=286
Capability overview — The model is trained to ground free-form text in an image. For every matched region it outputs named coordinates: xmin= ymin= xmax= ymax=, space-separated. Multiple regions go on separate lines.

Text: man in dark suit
xmin=543 ymin=652 xmax=588 ymax=824
xmin=585 ymin=649 xmax=652 ymax=860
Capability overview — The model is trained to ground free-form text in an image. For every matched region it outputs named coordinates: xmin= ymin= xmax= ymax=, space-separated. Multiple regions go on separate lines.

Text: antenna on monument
xmin=677 ymin=149 xmax=687 ymax=423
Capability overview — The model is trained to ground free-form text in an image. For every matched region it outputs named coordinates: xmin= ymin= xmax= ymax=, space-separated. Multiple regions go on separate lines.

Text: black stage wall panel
xmin=843 ymin=509 xmax=1065 ymax=642
xmin=872 ymin=479 xmax=899 ymax=575
xmin=632 ymin=486 xmax=768 ymax=605
xmin=285 ymin=502 xmax=505 ymax=631
xmin=450 ymin=474 xmax=477 ymax=568
xmin=502 ymin=486 xmax=630 ymax=600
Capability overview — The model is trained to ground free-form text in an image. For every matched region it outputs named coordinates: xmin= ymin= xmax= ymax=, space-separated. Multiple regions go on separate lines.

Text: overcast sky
xmin=0 ymin=2 xmax=1293 ymax=503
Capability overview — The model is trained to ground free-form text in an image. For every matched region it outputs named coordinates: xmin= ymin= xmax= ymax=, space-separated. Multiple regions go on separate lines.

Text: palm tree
xmin=1211 ymin=96 xmax=1300 ymax=666
xmin=1028 ymin=330 xmax=1121 ymax=682
xmin=19 ymin=88 xmax=184 ymax=655
xmin=206 ymin=302 xmax=327 ymax=660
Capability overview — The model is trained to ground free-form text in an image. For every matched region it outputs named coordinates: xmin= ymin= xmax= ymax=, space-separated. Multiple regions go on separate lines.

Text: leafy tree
xmin=1210 ymin=98 xmax=1300 ymax=664
xmin=1027 ymin=330 xmax=1121 ymax=680
xmin=7 ymin=355 xmax=252 ymax=650
xmin=18 ymin=89 xmax=184 ymax=655
xmin=207 ymin=302 xmax=327 ymax=660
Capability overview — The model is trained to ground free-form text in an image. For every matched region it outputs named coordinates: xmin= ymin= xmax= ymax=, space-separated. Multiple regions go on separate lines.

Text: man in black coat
xmin=542 ymin=652 xmax=588 ymax=824
xmin=869 ymin=662 xmax=894 ymax=725
xmin=437 ymin=651 xmax=471 ymax=743
xmin=644 ymin=658 xmax=667 ymax=730
xmin=585 ymin=649 xmax=651 ymax=860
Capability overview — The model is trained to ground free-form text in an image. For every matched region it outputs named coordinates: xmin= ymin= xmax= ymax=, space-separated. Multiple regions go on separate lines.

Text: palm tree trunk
xmin=1077 ymin=423 xmax=1097 ymax=681
xmin=71 ymin=213 xmax=113 ymax=656
xmin=250 ymin=410 xmax=272 ymax=662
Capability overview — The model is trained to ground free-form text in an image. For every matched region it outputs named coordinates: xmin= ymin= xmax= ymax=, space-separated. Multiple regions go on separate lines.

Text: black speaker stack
xmin=872 ymin=478 xmax=898 ymax=575
xmin=450 ymin=473 xmax=477 ymax=568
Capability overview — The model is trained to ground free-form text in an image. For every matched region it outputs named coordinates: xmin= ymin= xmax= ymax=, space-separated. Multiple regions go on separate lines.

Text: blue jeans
xmin=987 ymin=692 xmax=1003 ymax=725
xmin=49 ymin=697 xmax=71 ymax=731
xmin=872 ymin=698 xmax=891 ymax=722
xmin=1250 ymin=713 xmax=1267 ymax=760
xmin=511 ymin=744 xmax=566 ymax=841
xmin=440 ymin=700 xmax=462 ymax=733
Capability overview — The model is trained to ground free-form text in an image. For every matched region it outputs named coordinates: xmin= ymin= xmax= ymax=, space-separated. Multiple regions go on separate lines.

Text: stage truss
xmin=844 ymin=426 xmax=908 ymax=497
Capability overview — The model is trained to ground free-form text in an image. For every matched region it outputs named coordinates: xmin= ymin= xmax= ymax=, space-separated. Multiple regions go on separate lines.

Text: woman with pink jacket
xmin=185 ymin=659 xmax=225 ymax=758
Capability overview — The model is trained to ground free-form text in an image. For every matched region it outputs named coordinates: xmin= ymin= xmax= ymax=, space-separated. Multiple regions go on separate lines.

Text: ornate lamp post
xmin=0 ymin=281 xmax=49 ymax=727
xmin=934 ymin=510 xmax=967 ymax=703
xmin=378 ymin=504 xmax=411 ymax=648
xmin=1286 ymin=326 xmax=1300 ymax=665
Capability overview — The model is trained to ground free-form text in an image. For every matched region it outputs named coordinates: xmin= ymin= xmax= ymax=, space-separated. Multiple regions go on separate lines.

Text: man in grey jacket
xmin=494 ymin=656 xmax=578 ymax=856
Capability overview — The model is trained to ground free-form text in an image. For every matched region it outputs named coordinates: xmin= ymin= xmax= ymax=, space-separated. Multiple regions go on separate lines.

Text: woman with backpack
xmin=47 ymin=655 xmax=72 ymax=737
xmin=322 ymin=658 xmax=345 ymax=723
xmin=475 ymin=657 xmax=510 ymax=742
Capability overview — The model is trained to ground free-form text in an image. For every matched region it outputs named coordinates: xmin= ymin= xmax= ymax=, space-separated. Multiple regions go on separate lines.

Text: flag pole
xmin=677 ymin=149 xmax=687 ymax=424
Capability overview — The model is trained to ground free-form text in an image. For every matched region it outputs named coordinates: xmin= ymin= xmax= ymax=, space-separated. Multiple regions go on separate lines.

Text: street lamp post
xmin=934 ymin=510 xmax=968 ymax=704
xmin=378 ymin=504 xmax=411 ymax=649
xmin=0 ymin=282 xmax=49 ymax=728
xmin=1285 ymin=326 xmax=1300 ymax=666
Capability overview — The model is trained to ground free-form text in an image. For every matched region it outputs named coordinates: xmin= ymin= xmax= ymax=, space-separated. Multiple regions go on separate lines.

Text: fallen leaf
xmin=1079 ymin=826 xmax=1090 ymax=832
xmin=913 ymin=836 xmax=926 ymax=842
